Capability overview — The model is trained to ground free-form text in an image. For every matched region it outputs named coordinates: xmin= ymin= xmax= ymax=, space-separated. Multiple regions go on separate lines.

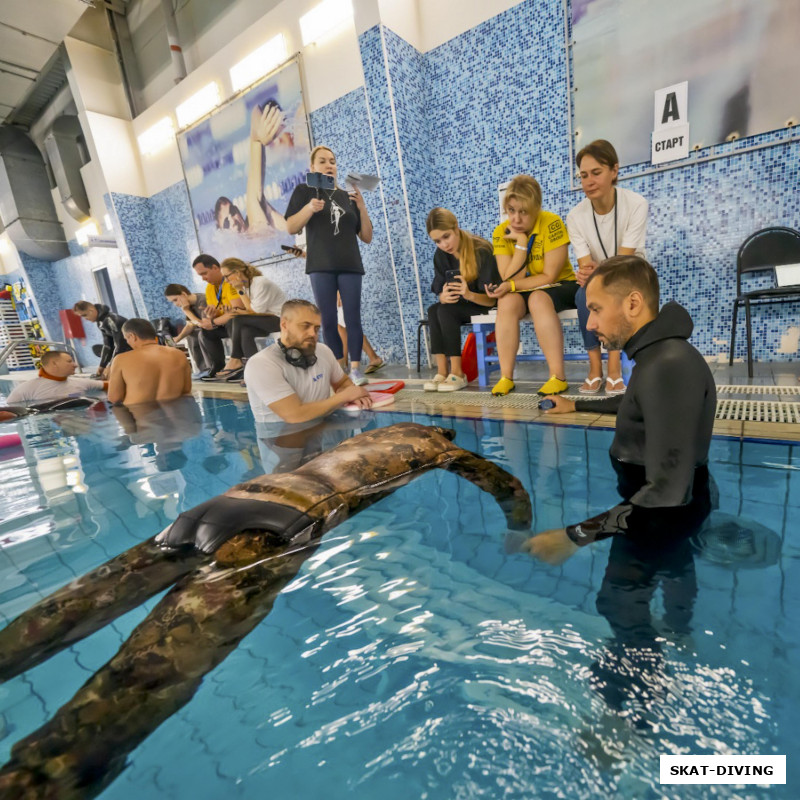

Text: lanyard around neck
xmin=592 ymin=188 xmax=617 ymax=261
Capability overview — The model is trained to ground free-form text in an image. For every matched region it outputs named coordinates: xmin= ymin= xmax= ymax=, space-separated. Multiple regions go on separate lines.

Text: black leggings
xmin=428 ymin=299 xmax=487 ymax=357
xmin=309 ymin=272 xmax=362 ymax=362
xmin=229 ymin=314 xmax=281 ymax=360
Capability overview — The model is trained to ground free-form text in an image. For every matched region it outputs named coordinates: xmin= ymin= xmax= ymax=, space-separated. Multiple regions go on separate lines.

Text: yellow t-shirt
xmin=204 ymin=280 xmax=239 ymax=314
xmin=492 ymin=210 xmax=575 ymax=284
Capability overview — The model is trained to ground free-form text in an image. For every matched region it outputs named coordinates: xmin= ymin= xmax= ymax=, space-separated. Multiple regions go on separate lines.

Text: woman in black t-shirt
xmin=424 ymin=208 xmax=500 ymax=392
xmin=285 ymin=146 xmax=373 ymax=385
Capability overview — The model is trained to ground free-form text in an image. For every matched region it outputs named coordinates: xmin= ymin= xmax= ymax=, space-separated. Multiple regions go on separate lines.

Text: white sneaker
xmin=423 ymin=374 xmax=446 ymax=391
xmin=349 ymin=368 xmax=368 ymax=386
xmin=438 ymin=373 xmax=468 ymax=392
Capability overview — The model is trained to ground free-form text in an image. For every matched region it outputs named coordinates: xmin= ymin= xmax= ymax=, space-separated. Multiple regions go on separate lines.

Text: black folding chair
xmin=728 ymin=227 xmax=800 ymax=377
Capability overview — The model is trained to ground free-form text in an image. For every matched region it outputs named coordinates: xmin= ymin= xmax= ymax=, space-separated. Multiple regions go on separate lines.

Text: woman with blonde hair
xmin=486 ymin=175 xmax=577 ymax=397
xmin=209 ymin=258 xmax=286 ymax=382
xmin=424 ymin=208 xmax=500 ymax=392
xmin=285 ymin=145 xmax=373 ymax=385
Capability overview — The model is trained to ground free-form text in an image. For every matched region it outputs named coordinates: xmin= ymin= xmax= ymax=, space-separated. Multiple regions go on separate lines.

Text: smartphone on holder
xmin=444 ymin=269 xmax=461 ymax=284
xmin=306 ymin=172 xmax=335 ymax=190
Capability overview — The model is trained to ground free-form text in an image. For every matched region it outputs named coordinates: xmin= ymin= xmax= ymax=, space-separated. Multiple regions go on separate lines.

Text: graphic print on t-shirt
xmin=330 ymin=197 xmax=345 ymax=235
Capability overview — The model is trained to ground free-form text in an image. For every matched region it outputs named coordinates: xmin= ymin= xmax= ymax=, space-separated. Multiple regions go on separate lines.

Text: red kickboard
xmin=365 ymin=379 xmax=405 ymax=394
xmin=343 ymin=391 xmax=396 ymax=411
xmin=0 ymin=433 xmax=22 ymax=449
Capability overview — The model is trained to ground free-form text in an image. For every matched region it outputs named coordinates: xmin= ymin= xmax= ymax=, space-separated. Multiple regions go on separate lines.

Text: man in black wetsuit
xmin=527 ymin=255 xmax=716 ymax=563
xmin=73 ymin=301 xmax=131 ymax=379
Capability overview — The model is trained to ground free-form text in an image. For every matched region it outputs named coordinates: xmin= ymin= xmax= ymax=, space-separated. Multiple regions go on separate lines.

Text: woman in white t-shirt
xmin=566 ymin=140 xmax=648 ymax=395
xmin=213 ymin=258 xmax=287 ymax=381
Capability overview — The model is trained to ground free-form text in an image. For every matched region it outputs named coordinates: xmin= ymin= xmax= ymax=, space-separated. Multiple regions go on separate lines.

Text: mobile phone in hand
xmin=306 ymin=172 xmax=334 ymax=190
xmin=444 ymin=269 xmax=460 ymax=284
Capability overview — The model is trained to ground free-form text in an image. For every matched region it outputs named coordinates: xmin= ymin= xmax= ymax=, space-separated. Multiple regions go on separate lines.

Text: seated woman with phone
xmin=424 ymin=207 xmax=500 ymax=392
xmin=210 ymin=258 xmax=287 ymax=382
xmin=486 ymin=175 xmax=577 ymax=397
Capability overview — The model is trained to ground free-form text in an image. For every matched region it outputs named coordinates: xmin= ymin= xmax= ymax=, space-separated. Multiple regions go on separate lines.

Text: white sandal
xmin=579 ymin=376 xmax=603 ymax=395
xmin=606 ymin=377 xmax=626 ymax=395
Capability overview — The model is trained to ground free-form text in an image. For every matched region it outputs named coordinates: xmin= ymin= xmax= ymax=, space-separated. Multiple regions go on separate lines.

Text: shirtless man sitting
xmin=107 ymin=319 xmax=191 ymax=405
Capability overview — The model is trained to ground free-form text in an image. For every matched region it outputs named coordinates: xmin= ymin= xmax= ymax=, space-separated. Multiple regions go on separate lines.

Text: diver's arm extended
xmin=566 ymin=351 xmax=710 ymax=545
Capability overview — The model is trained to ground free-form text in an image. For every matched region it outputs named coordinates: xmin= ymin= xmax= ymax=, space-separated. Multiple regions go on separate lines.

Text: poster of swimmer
xmin=570 ymin=0 xmax=800 ymax=166
xmin=177 ymin=58 xmax=311 ymax=263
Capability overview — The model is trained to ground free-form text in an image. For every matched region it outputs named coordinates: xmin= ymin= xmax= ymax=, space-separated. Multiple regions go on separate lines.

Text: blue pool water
xmin=0 ymin=393 xmax=797 ymax=798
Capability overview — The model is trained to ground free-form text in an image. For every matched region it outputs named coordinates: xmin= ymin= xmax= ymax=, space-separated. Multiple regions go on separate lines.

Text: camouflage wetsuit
xmin=0 ymin=423 xmax=530 ymax=800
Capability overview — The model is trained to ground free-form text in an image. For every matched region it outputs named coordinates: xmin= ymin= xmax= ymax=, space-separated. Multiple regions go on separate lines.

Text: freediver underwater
xmin=0 ymin=422 xmax=531 ymax=799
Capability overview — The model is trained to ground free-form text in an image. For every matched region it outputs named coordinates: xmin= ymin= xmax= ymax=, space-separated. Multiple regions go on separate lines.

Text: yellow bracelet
xmin=509 ymin=279 xmax=516 ymax=293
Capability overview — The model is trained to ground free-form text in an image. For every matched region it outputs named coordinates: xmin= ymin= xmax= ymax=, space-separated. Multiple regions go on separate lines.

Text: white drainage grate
xmin=716 ymin=384 xmax=800 ymax=396
xmin=715 ymin=400 xmax=800 ymax=423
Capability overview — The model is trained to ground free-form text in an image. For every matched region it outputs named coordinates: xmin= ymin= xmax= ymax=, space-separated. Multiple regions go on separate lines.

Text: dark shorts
xmin=519 ymin=280 xmax=578 ymax=314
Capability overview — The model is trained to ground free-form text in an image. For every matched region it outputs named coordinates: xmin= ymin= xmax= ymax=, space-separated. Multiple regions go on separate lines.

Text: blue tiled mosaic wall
xmin=111 ymin=190 xmax=194 ymax=323
xmin=357 ymin=28 xmax=429 ymax=364
xmin=419 ymin=0 xmax=800 ymax=362
xmin=29 ymin=0 xmax=796 ymax=368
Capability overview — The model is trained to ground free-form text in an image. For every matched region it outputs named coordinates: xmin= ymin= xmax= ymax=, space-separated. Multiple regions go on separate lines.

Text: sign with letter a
xmin=652 ymin=81 xmax=689 ymax=164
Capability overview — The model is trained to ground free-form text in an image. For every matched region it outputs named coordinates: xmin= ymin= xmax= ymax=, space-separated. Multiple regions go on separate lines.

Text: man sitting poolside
xmin=5 ymin=351 xmax=106 ymax=405
xmin=244 ymin=299 xmax=371 ymax=424
xmin=107 ymin=319 xmax=191 ymax=406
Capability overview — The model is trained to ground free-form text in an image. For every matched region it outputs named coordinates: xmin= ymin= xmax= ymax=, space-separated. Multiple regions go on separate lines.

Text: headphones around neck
xmin=278 ymin=339 xmax=317 ymax=369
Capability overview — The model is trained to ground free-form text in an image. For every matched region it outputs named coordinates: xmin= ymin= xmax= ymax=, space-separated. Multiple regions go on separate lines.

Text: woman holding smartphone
xmin=424 ymin=208 xmax=499 ymax=392
xmin=567 ymin=139 xmax=648 ymax=395
xmin=285 ymin=146 xmax=373 ymax=386
xmin=210 ymin=258 xmax=286 ymax=382
xmin=486 ymin=175 xmax=577 ymax=397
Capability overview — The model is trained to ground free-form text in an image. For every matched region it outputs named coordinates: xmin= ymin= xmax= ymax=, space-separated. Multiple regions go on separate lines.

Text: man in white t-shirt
xmin=5 ymin=351 xmax=105 ymax=405
xmin=244 ymin=299 xmax=372 ymax=424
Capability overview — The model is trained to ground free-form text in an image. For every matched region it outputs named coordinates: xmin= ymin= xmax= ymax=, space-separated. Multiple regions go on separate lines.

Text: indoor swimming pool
xmin=0 ymin=393 xmax=795 ymax=798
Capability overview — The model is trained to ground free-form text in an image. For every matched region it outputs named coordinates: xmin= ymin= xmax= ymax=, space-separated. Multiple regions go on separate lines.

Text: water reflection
xmin=198 ymin=397 xmax=262 ymax=479
xmin=112 ymin=396 xmax=203 ymax=472
xmin=256 ymin=411 xmax=377 ymax=474
xmin=693 ymin=511 xmax=782 ymax=570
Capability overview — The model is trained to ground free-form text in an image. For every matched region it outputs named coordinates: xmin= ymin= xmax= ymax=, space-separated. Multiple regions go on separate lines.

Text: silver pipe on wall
xmin=159 ymin=0 xmax=187 ymax=85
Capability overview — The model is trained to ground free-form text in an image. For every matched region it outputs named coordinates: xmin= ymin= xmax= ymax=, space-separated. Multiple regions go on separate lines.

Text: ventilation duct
xmin=43 ymin=115 xmax=90 ymax=222
xmin=0 ymin=126 xmax=69 ymax=261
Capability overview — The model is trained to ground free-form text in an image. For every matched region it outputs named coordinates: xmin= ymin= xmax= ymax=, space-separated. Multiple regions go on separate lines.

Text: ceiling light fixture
xmin=176 ymin=82 xmax=222 ymax=129
xmin=300 ymin=0 xmax=353 ymax=46
xmin=137 ymin=117 xmax=175 ymax=157
xmin=230 ymin=34 xmax=288 ymax=92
